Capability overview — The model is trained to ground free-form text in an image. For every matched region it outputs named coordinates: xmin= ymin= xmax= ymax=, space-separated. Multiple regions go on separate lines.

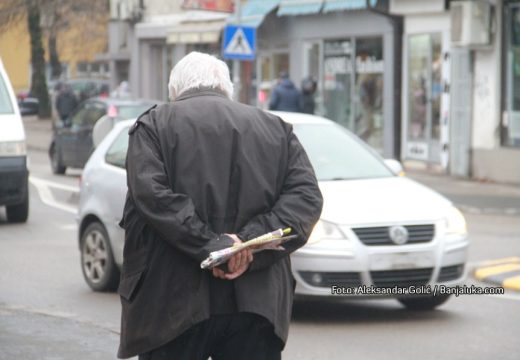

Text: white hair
xmin=168 ymin=52 xmax=234 ymax=100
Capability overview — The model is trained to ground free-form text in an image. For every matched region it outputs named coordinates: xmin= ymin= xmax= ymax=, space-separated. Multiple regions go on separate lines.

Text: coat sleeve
xmin=237 ymin=126 xmax=323 ymax=272
xmin=126 ymin=115 xmax=234 ymax=263
xmin=269 ymin=88 xmax=280 ymax=110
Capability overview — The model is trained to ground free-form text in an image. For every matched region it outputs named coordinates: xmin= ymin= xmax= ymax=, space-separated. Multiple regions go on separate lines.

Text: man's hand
xmin=212 ymin=234 xmax=253 ymax=280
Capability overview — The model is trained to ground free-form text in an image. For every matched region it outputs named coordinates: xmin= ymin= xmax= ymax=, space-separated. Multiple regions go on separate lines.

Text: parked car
xmin=78 ymin=112 xmax=468 ymax=311
xmin=0 ymin=58 xmax=29 ymax=223
xmin=66 ymin=78 xmax=110 ymax=102
xmin=49 ymin=97 xmax=156 ymax=174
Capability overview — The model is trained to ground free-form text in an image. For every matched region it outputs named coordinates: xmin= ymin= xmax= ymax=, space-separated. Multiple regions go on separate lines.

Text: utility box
xmin=451 ymin=1 xmax=491 ymax=47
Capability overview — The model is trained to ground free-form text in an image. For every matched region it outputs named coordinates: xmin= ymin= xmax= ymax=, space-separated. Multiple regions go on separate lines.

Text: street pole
xmin=233 ymin=0 xmax=241 ymax=102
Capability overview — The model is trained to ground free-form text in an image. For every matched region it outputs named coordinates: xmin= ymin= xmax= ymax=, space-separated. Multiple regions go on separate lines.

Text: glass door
xmin=407 ymin=33 xmax=442 ymax=162
xmin=323 ymin=39 xmax=353 ymax=129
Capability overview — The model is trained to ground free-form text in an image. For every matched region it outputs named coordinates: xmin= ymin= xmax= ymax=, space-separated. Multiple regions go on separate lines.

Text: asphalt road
xmin=0 ymin=149 xmax=519 ymax=360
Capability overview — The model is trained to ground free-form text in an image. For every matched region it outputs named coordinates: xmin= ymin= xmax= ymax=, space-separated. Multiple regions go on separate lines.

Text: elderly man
xmin=118 ymin=52 xmax=323 ymax=360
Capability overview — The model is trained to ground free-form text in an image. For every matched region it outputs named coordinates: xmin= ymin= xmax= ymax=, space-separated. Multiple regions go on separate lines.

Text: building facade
xmin=391 ymin=0 xmax=520 ymax=184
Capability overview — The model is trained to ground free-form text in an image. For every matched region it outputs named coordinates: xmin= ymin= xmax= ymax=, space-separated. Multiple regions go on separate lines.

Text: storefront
xmin=503 ymin=1 xmax=520 ymax=147
xmin=255 ymin=3 xmax=400 ymax=157
xmin=390 ymin=0 xmax=451 ymax=168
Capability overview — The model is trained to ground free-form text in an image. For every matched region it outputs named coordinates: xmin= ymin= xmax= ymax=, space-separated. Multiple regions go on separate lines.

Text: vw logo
xmin=389 ymin=225 xmax=409 ymax=245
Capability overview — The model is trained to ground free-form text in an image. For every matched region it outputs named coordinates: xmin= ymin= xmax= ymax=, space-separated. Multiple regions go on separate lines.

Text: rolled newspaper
xmin=200 ymin=228 xmax=293 ymax=269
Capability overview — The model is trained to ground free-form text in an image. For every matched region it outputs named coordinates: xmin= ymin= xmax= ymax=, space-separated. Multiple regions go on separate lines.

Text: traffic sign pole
xmin=233 ymin=0 xmax=241 ymax=102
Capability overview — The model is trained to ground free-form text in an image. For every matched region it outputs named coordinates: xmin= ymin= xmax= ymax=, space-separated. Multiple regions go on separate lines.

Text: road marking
xmin=473 ymin=257 xmax=520 ymax=292
xmin=475 ymin=264 xmax=520 ymax=279
xmin=29 ymin=176 xmax=77 ymax=214
xmin=502 ymin=275 xmax=520 ymax=291
xmin=29 ymin=176 xmax=79 ymax=193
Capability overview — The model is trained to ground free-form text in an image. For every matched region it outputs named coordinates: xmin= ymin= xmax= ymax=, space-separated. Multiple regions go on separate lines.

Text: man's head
xmin=168 ymin=52 xmax=234 ymax=101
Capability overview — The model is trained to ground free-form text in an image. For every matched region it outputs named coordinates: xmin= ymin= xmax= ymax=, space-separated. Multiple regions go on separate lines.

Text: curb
xmin=474 ymin=257 xmax=520 ymax=291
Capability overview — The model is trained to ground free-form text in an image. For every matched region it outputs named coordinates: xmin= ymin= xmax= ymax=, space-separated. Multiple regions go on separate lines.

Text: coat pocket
xmin=118 ymin=270 xmax=145 ymax=301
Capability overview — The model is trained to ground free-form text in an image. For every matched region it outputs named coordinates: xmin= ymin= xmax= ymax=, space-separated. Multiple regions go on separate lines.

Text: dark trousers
xmin=138 ymin=312 xmax=283 ymax=360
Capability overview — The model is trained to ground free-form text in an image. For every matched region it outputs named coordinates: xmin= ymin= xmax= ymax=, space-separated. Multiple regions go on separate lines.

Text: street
xmin=1 ymin=120 xmax=519 ymax=359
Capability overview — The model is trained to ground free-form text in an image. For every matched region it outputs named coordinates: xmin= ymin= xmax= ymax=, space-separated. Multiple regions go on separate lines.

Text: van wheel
xmin=80 ymin=222 xmax=120 ymax=291
xmin=6 ymin=195 xmax=29 ymax=223
xmin=398 ymin=294 xmax=451 ymax=310
xmin=50 ymin=144 xmax=66 ymax=174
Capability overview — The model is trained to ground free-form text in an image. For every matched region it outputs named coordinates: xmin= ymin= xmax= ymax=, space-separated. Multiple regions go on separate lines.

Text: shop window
xmin=322 ymin=37 xmax=384 ymax=152
xmin=406 ymin=33 xmax=442 ymax=161
xmin=504 ymin=4 xmax=520 ymax=147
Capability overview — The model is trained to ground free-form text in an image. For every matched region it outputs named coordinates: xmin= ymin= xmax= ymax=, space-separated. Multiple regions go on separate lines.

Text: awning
xmin=323 ymin=0 xmax=377 ymax=12
xmin=227 ymin=0 xmax=280 ymax=28
xmin=167 ymin=19 xmax=226 ymax=44
xmin=277 ymin=0 xmax=323 ymax=16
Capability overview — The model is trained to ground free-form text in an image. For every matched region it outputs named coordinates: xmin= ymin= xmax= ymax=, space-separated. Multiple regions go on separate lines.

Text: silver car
xmin=78 ymin=113 xmax=468 ymax=310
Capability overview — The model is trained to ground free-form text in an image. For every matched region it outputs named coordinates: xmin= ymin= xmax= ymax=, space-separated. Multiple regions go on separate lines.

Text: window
xmin=0 ymin=74 xmax=14 ymax=115
xmin=504 ymin=4 xmax=520 ymax=147
xmin=105 ymin=127 xmax=129 ymax=169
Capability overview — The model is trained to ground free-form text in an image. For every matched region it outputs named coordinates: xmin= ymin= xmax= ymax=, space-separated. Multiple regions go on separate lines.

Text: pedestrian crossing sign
xmin=222 ymin=25 xmax=256 ymax=61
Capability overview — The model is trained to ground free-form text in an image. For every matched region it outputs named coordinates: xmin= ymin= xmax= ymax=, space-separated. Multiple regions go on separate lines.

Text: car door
xmin=101 ymin=127 xmax=130 ymax=265
xmin=76 ymin=101 xmax=107 ymax=167
xmin=60 ymin=102 xmax=89 ymax=166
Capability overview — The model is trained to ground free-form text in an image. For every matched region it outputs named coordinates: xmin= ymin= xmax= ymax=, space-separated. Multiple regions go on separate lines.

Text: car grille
xmin=437 ymin=264 xmax=464 ymax=282
xmin=299 ymin=271 xmax=362 ymax=288
xmin=353 ymin=224 xmax=435 ymax=246
xmin=370 ymin=268 xmax=433 ymax=288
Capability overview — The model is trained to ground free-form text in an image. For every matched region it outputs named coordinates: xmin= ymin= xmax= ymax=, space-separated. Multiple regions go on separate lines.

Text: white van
xmin=0 ymin=58 xmax=29 ymax=222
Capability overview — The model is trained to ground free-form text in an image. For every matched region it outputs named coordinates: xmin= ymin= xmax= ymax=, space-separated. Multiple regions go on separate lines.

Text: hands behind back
xmin=212 ymin=234 xmax=253 ymax=280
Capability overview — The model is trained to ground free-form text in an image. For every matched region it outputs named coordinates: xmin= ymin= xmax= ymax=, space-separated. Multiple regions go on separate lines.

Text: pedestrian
xmin=300 ymin=76 xmax=317 ymax=114
xmin=55 ymin=83 xmax=78 ymax=121
xmin=117 ymin=52 xmax=323 ymax=360
xmin=269 ymin=71 xmax=302 ymax=112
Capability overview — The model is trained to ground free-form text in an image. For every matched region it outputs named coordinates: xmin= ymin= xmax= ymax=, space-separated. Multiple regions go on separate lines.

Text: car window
xmin=105 ymin=127 xmax=129 ymax=169
xmin=70 ymin=104 xmax=89 ymax=126
xmin=84 ymin=102 xmax=107 ymax=126
xmin=0 ymin=74 xmax=14 ymax=114
xmin=117 ymin=104 xmax=154 ymax=119
xmin=293 ymin=122 xmax=394 ymax=181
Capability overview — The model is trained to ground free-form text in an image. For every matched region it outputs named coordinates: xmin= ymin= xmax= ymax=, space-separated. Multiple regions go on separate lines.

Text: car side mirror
xmin=384 ymin=159 xmax=405 ymax=176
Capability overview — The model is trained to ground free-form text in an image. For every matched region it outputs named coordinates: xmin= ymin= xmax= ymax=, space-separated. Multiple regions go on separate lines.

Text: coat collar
xmin=174 ymin=87 xmax=229 ymax=102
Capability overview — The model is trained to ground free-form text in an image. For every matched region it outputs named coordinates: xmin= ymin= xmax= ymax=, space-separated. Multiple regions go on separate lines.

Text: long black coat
xmin=117 ymin=88 xmax=323 ymax=358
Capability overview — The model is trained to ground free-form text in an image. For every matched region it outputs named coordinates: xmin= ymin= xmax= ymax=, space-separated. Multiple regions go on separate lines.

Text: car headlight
xmin=308 ymin=220 xmax=345 ymax=245
xmin=0 ymin=141 xmax=26 ymax=157
xmin=445 ymin=206 xmax=467 ymax=235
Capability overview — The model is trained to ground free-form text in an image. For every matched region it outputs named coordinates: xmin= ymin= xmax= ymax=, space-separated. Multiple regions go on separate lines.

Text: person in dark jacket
xmin=118 ymin=52 xmax=323 ymax=360
xmin=55 ymin=83 xmax=78 ymax=121
xmin=300 ymin=76 xmax=317 ymax=114
xmin=268 ymin=71 xmax=302 ymax=112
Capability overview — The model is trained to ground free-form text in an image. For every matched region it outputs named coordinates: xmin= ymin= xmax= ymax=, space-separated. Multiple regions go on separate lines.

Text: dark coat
xmin=269 ymin=79 xmax=302 ymax=112
xmin=55 ymin=89 xmax=78 ymax=120
xmin=117 ymin=88 xmax=323 ymax=359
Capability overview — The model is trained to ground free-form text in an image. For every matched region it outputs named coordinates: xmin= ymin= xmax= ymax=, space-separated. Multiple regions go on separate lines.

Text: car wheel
xmin=50 ymin=144 xmax=66 ymax=175
xmin=80 ymin=222 xmax=119 ymax=291
xmin=6 ymin=195 xmax=29 ymax=223
xmin=398 ymin=294 xmax=451 ymax=310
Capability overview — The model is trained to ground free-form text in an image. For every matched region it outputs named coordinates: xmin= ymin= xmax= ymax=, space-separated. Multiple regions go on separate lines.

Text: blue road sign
xmin=222 ymin=25 xmax=256 ymax=61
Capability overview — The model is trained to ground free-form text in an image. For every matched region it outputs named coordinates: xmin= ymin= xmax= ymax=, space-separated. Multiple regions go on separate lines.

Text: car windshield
xmin=0 ymin=75 xmax=14 ymax=114
xmin=117 ymin=104 xmax=153 ymax=119
xmin=293 ymin=122 xmax=394 ymax=181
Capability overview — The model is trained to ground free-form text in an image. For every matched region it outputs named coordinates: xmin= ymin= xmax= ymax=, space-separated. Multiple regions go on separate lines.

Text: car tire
xmin=50 ymin=144 xmax=66 ymax=175
xmin=398 ymin=294 xmax=451 ymax=310
xmin=6 ymin=195 xmax=29 ymax=223
xmin=80 ymin=222 xmax=120 ymax=292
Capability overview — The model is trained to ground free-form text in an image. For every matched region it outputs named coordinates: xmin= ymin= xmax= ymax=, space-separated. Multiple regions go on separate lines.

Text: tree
xmin=0 ymin=0 xmax=52 ymax=118
xmin=26 ymin=1 xmax=52 ymax=118
xmin=0 ymin=0 xmax=108 ymax=118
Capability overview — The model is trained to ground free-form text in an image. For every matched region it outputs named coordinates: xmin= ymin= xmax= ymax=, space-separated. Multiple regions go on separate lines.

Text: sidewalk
xmin=406 ymin=169 xmax=520 ymax=216
xmin=23 ymin=115 xmax=52 ymax=153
